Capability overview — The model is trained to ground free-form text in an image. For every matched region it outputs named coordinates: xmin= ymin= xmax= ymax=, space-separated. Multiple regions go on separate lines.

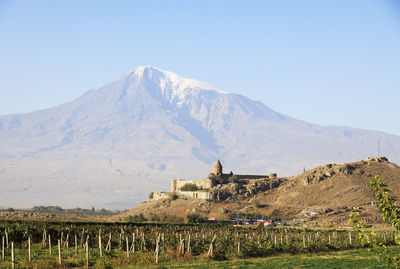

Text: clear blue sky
xmin=1 ymin=0 xmax=399 ymax=135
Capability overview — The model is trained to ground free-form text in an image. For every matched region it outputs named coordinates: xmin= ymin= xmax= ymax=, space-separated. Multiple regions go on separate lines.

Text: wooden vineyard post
xmin=2 ymin=236 xmax=4 ymax=261
xmin=132 ymin=233 xmax=135 ymax=253
xmin=142 ymin=232 xmax=147 ymax=251
xmin=129 ymin=233 xmax=135 ymax=254
xmin=105 ymin=233 xmax=111 ymax=252
xmin=28 ymin=237 xmax=31 ymax=263
xmin=349 ymin=232 xmax=352 ymax=245
xmin=85 ymin=241 xmax=89 ymax=269
xmin=58 ymin=239 xmax=62 ymax=265
xmin=42 ymin=229 xmax=46 ymax=248
xmin=178 ymin=238 xmax=185 ymax=255
xmin=126 ymin=237 xmax=129 ymax=258
xmin=75 ymin=234 xmax=78 ymax=255
xmin=109 ymin=233 xmax=112 ymax=251
xmin=66 ymin=234 xmax=69 ymax=249
xmin=303 ymin=234 xmax=306 ymax=248
xmin=207 ymin=235 xmax=216 ymax=258
xmin=237 ymin=238 xmax=241 ymax=255
xmin=99 ymin=233 xmax=103 ymax=258
xmin=49 ymin=235 xmax=52 ymax=255
xmin=81 ymin=229 xmax=85 ymax=248
xmin=11 ymin=242 xmax=14 ymax=269
xmin=105 ymin=233 xmax=112 ymax=252
xmin=187 ymin=234 xmax=191 ymax=254
xmin=5 ymin=230 xmax=8 ymax=249
xmin=155 ymin=234 xmax=160 ymax=264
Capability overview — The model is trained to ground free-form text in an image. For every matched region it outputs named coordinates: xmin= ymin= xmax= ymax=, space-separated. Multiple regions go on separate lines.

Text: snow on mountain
xmin=0 ymin=66 xmax=399 ymax=209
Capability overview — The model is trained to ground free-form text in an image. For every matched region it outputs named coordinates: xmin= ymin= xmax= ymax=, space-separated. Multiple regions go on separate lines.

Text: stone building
xmin=214 ymin=159 xmax=223 ymax=175
xmin=149 ymin=160 xmax=275 ymax=201
xmin=171 ymin=178 xmax=215 ymax=192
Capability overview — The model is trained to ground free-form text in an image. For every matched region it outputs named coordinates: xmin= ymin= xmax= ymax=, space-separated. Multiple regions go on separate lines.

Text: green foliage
xmin=0 ymin=218 xmax=391 ymax=267
xmin=181 ymin=183 xmax=201 ymax=191
xmin=125 ymin=213 xmax=147 ymax=223
xmin=350 ymin=175 xmax=400 ymax=268
xmin=185 ymin=213 xmax=206 ymax=223
xmin=251 ymin=199 xmax=262 ymax=208
xmin=26 ymin=205 xmax=120 ymax=215
xmin=149 ymin=192 xmax=154 ymax=199
xmin=168 ymin=192 xmax=178 ymax=201
xmin=30 ymin=205 xmax=64 ymax=212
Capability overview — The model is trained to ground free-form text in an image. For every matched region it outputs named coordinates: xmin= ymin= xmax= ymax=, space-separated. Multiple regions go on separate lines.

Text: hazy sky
xmin=1 ymin=0 xmax=399 ymax=135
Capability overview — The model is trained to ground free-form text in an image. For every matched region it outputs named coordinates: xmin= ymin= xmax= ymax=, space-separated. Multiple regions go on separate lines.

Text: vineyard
xmin=0 ymin=220 xmax=395 ymax=268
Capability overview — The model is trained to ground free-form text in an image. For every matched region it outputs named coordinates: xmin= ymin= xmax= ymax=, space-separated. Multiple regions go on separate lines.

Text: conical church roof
xmin=214 ymin=160 xmax=222 ymax=167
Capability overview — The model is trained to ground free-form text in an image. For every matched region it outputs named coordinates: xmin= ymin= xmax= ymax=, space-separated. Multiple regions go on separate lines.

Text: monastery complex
xmin=149 ymin=160 xmax=277 ymax=201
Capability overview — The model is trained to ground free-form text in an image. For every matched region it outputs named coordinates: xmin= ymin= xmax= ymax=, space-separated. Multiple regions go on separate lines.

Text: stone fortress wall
xmin=149 ymin=160 xmax=277 ymax=201
xmin=175 ymin=191 xmax=211 ymax=200
xmin=170 ymin=178 xmax=215 ymax=192
xmin=151 ymin=192 xmax=169 ymax=200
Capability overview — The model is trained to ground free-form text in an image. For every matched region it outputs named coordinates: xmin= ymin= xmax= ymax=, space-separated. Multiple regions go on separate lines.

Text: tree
xmin=350 ymin=175 xmax=400 ymax=268
xmin=168 ymin=193 xmax=178 ymax=201
xmin=184 ymin=213 xmax=205 ymax=224
xmin=126 ymin=213 xmax=147 ymax=223
xmin=181 ymin=183 xmax=200 ymax=191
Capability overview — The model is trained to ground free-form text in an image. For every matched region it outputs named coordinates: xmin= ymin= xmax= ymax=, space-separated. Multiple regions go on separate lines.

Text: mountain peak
xmin=122 ymin=66 xmax=226 ymax=96
xmin=1 ymin=66 xmax=400 ymax=209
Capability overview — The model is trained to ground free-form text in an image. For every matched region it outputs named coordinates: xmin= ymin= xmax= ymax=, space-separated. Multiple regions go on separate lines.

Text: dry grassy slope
xmin=262 ymin=158 xmax=400 ymax=209
xmin=114 ymin=158 xmax=400 ymax=226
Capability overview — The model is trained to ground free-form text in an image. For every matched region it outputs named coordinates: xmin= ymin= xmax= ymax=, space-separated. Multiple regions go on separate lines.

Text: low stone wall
xmin=150 ymin=192 xmax=169 ymax=201
xmin=236 ymin=174 xmax=268 ymax=180
xmin=171 ymin=179 xmax=213 ymax=192
xmin=175 ymin=191 xmax=211 ymax=200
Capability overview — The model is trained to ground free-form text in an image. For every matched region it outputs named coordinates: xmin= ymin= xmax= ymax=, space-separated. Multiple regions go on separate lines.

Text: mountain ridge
xmin=0 ymin=66 xmax=399 ymax=209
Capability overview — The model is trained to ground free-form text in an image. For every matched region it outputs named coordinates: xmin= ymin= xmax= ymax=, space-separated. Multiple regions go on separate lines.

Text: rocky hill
xmin=116 ymin=157 xmax=400 ymax=226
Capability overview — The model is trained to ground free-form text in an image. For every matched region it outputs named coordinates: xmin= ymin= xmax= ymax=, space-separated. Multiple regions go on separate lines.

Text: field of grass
xmin=0 ymin=219 xmax=397 ymax=268
xmin=123 ymin=247 xmax=400 ymax=269
xmin=1 ymin=244 xmax=398 ymax=268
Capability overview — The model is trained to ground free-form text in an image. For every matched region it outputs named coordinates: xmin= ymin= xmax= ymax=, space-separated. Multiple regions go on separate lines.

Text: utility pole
xmin=378 ymin=139 xmax=380 ymax=157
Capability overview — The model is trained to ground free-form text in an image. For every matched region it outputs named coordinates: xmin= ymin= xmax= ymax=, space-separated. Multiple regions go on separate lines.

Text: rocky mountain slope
xmin=0 ymin=66 xmax=400 ymax=209
xmin=118 ymin=157 xmax=400 ymax=226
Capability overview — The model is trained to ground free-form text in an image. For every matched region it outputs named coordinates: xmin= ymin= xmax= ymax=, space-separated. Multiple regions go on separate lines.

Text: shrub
xmin=251 ymin=199 xmax=263 ymax=208
xmin=125 ymin=213 xmax=146 ymax=223
xmin=350 ymin=175 xmax=400 ymax=268
xmin=168 ymin=193 xmax=178 ymax=201
xmin=184 ymin=213 xmax=205 ymax=224
xmin=149 ymin=192 xmax=154 ymax=199
xmin=181 ymin=183 xmax=200 ymax=191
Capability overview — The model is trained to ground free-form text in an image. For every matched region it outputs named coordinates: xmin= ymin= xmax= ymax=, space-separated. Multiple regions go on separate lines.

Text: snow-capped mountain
xmin=0 ymin=66 xmax=399 ymax=209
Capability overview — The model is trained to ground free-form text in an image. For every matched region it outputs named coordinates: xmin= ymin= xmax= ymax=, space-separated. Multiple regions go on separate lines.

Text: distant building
xmin=149 ymin=160 xmax=274 ymax=201
xmin=214 ymin=160 xmax=223 ymax=175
